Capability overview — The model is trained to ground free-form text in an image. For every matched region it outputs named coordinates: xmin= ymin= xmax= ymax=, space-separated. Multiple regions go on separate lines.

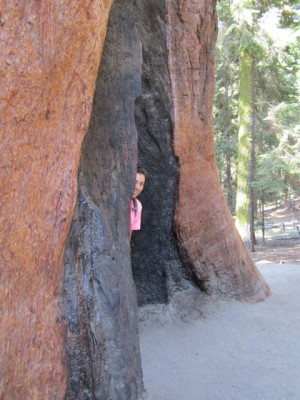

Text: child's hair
xmin=137 ymin=166 xmax=147 ymax=179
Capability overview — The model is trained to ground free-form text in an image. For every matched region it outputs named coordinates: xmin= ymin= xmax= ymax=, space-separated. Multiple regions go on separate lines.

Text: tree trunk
xmin=0 ymin=1 xmax=114 ymax=399
xmin=226 ymin=155 xmax=234 ymax=213
xmin=261 ymin=196 xmax=266 ymax=246
xmin=63 ymin=2 xmax=144 ymax=398
xmin=166 ymin=1 xmax=269 ymax=301
xmin=249 ymin=66 xmax=256 ymax=252
xmin=235 ymin=47 xmax=253 ymax=250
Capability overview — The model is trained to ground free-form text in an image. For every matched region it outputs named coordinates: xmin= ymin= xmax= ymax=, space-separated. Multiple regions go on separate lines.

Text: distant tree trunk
xmin=236 ymin=48 xmax=253 ymax=250
xmin=226 ymin=154 xmax=234 ymax=213
xmin=249 ymin=152 xmax=255 ymax=251
xmin=249 ymin=64 xmax=256 ymax=251
xmin=284 ymin=177 xmax=290 ymax=206
xmin=261 ymin=195 xmax=266 ymax=246
xmin=223 ymin=79 xmax=234 ymax=213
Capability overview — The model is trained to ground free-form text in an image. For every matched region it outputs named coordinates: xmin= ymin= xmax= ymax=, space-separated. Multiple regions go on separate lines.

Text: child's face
xmin=133 ymin=173 xmax=145 ymax=198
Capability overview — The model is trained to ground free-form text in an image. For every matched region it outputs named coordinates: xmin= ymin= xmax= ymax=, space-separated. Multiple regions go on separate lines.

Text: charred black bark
xmin=63 ymin=1 xmax=143 ymax=398
xmin=131 ymin=0 xmax=193 ymax=307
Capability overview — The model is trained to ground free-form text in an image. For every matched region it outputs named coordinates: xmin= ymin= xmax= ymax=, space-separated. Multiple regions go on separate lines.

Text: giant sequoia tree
xmin=0 ymin=1 xmax=269 ymax=399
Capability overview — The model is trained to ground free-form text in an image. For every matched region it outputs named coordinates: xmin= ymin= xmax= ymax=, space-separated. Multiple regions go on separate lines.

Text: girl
xmin=130 ymin=168 xmax=146 ymax=236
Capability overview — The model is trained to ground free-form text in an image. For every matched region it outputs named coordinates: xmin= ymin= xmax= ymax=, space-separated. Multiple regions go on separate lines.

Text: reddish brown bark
xmin=0 ymin=1 xmax=113 ymax=398
xmin=167 ymin=0 xmax=269 ymax=301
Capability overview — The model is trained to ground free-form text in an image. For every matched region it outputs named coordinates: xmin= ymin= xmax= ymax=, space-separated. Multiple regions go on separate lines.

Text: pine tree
xmin=215 ymin=0 xmax=300 ymax=249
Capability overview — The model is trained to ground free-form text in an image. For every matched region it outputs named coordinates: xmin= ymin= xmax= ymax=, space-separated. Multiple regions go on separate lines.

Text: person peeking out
xmin=130 ymin=168 xmax=146 ymax=238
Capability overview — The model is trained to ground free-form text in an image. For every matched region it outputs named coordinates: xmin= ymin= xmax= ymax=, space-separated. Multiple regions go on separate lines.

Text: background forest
xmin=214 ymin=0 xmax=300 ymax=251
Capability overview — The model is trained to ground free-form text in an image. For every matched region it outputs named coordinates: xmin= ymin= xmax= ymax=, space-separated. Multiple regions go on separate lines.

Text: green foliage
xmin=215 ymin=0 xmax=300 ymax=234
xmin=260 ymin=102 xmax=300 ymax=193
xmin=239 ymin=32 xmax=265 ymax=57
xmin=253 ymin=153 xmax=287 ymax=202
xmin=279 ymin=4 xmax=300 ymax=28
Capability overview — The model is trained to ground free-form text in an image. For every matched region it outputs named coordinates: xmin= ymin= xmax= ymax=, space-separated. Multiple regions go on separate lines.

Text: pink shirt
xmin=131 ymin=198 xmax=142 ymax=231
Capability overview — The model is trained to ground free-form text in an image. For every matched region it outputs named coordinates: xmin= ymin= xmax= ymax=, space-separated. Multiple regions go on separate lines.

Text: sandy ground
xmin=139 ymin=262 xmax=300 ymax=400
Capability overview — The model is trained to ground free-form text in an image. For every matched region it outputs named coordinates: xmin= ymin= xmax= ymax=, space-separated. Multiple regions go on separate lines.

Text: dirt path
xmin=252 ymin=198 xmax=300 ymax=263
xmin=140 ymin=263 xmax=300 ymax=400
xmin=252 ymin=238 xmax=300 ymax=264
